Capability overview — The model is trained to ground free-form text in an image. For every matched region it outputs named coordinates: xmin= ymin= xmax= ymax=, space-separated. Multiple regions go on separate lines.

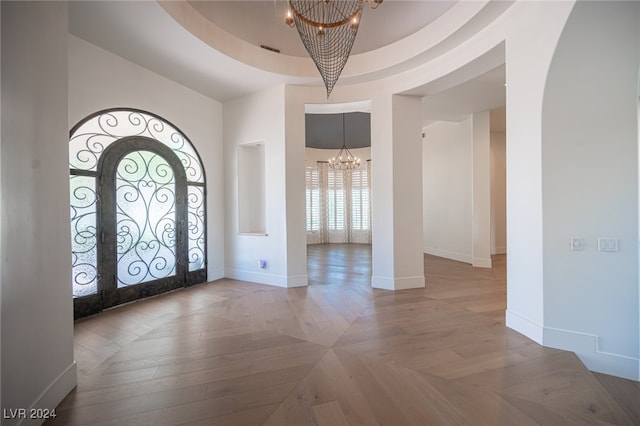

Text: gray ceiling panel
xmin=305 ymin=112 xmax=371 ymax=149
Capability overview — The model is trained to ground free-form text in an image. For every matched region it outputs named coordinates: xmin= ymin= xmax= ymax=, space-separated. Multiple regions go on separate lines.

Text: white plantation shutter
xmin=328 ymin=169 xmax=344 ymax=231
xmin=351 ymin=168 xmax=370 ymax=231
xmin=305 ymin=167 xmax=320 ymax=231
xmin=306 ymin=161 xmax=371 ymax=243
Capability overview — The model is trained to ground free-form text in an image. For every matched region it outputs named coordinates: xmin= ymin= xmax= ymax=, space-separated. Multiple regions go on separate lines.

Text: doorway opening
xmin=304 ymin=101 xmax=372 ymax=285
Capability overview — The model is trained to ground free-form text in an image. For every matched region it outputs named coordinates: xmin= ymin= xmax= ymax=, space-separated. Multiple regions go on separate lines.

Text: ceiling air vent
xmin=260 ymin=45 xmax=280 ymax=53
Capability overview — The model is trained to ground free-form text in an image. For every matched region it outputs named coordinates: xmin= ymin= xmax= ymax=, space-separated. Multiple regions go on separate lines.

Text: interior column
xmin=472 ymin=111 xmax=492 ymax=268
xmin=371 ymin=93 xmax=425 ymax=290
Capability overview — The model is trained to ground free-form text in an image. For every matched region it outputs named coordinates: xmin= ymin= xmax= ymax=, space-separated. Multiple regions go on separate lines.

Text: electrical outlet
xmin=570 ymin=237 xmax=584 ymax=251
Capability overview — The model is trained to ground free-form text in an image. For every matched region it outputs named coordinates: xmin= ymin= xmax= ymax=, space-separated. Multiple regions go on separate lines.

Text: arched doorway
xmin=69 ymin=109 xmax=207 ymax=318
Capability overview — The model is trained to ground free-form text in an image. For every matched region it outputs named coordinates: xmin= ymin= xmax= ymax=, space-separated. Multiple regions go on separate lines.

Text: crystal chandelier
xmin=286 ymin=0 xmax=383 ymax=97
xmin=329 ymin=114 xmax=361 ymax=170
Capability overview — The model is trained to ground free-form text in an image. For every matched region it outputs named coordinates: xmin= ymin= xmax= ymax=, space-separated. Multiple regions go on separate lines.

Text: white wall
xmin=422 ymin=119 xmax=473 ymax=263
xmin=504 ymin=1 xmax=574 ymax=346
xmin=422 ymin=115 xmax=506 ymax=263
xmin=0 ymin=1 xmax=3 ymax=409
xmin=68 ymin=35 xmax=224 ymax=281
xmin=224 ymin=86 xmax=306 ymax=287
xmin=238 ymin=143 xmax=266 ymax=234
xmin=472 ymin=111 xmax=492 ymax=268
xmin=490 ymin=131 xmax=506 ymax=254
xmin=541 ymin=1 xmax=640 ymax=379
xmin=284 ymin=87 xmax=309 ymax=282
xmin=1 ymin=2 xmax=76 ymax=422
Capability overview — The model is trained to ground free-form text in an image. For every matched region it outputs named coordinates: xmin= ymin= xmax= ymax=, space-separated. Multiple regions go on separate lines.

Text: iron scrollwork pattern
xmin=187 ymin=186 xmax=205 ymax=270
xmin=116 ymin=151 xmax=177 ymax=286
xmin=70 ymin=175 xmax=98 ymax=297
xmin=70 ymin=110 xmax=204 ymax=183
xmin=69 ymin=108 xmax=207 ymax=301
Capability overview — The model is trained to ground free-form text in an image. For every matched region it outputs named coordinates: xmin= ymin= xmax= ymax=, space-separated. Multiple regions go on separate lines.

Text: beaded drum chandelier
xmin=286 ymin=0 xmax=383 ymax=97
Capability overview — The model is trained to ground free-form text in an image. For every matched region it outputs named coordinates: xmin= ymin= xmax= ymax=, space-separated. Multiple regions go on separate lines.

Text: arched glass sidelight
xmin=69 ymin=108 xmax=206 ymax=317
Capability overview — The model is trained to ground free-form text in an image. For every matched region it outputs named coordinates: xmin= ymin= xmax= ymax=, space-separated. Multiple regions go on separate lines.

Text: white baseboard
xmin=225 ymin=268 xmax=308 ymax=288
xmin=372 ymin=275 xmax=425 ymax=290
xmin=285 ymin=274 xmax=308 ymax=288
xmin=544 ymin=327 xmax=639 ymax=381
xmin=18 ymin=361 xmax=77 ymax=426
xmin=472 ymin=257 xmax=492 ymax=268
xmin=423 ymin=247 xmax=472 ymax=264
xmin=492 ymin=245 xmax=506 ymax=255
xmin=505 ymin=309 xmax=544 ymax=344
xmin=207 ymin=267 xmax=224 ymax=282
xmin=507 ymin=313 xmax=640 ymax=380
xmin=424 ymin=248 xmax=492 ymax=269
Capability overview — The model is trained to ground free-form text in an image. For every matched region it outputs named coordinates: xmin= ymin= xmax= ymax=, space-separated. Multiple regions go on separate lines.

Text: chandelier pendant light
xmin=286 ymin=0 xmax=383 ymax=97
xmin=329 ymin=113 xmax=361 ymax=170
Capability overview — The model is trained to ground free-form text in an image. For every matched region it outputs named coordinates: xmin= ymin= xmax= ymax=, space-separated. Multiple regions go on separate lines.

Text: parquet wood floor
xmin=48 ymin=244 xmax=640 ymax=425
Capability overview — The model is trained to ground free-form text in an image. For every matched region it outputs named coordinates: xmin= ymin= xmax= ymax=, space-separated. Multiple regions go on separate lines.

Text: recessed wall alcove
xmin=237 ymin=142 xmax=267 ymax=235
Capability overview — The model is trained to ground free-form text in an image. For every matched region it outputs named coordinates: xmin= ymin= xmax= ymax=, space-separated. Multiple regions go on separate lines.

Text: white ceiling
xmin=68 ymin=1 xmax=506 ymax=124
xmin=422 ymin=65 xmax=505 ymax=124
xmin=187 ymin=0 xmax=456 ymax=57
xmin=69 ymin=1 xmax=312 ymax=101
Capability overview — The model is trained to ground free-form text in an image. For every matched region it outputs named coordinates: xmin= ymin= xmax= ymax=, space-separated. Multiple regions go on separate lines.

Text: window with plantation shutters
xmin=305 ymin=167 xmax=320 ymax=231
xmin=306 ymin=160 xmax=371 ymax=244
xmin=351 ymin=168 xmax=370 ymax=231
xmin=328 ymin=169 xmax=344 ymax=231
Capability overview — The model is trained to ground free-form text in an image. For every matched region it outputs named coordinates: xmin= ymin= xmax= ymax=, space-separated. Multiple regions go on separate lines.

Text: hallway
xmin=49 ymin=246 xmax=639 ymax=425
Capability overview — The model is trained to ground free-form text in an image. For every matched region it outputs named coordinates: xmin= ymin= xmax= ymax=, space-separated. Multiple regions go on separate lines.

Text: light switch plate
xmin=598 ymin=238 xmax=618 ymax=252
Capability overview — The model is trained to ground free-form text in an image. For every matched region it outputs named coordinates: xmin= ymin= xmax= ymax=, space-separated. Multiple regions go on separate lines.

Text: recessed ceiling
xmin=69 ymin=0 xmax=506 ymax=122
xmin=187 ymin=1 xmax=456 ymax=57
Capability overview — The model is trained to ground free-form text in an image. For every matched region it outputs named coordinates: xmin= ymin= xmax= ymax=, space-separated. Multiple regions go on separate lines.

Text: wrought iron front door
xmin=99 ymin=137 xmax=188 ymax=309
xmin=73 ymin=137 xmax=188 ymax=317
xmin=70 ymin=109 xmax=208 ymax=320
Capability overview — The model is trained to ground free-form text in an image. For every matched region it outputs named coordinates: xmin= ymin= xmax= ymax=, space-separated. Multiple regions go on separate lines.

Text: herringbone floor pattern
xmin=48 ymin=244 xmax=640 ymax=425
